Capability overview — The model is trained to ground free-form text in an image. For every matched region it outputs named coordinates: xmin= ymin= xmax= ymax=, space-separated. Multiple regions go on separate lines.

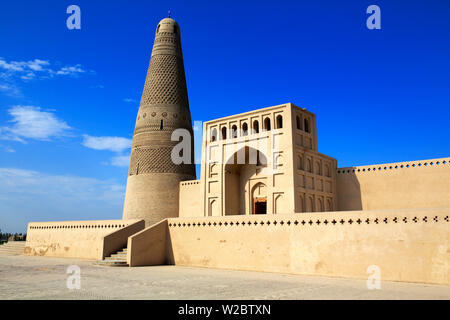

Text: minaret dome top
xmin=156 ymin=18 xmax=179 ymax=34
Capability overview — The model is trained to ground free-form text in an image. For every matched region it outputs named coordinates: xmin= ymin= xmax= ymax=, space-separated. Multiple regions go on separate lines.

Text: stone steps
xmin=94 ymin=246 xmax=128 ymax=267
xmin=0 ymin=241 xmax=25 ymax=255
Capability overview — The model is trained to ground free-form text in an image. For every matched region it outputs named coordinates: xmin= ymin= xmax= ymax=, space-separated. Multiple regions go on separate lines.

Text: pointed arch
xmin=242 ymin=122 xmax=248 ymax=136
xmin=231 ymin=125 xmax=238 ymax=138
xmin=276 ymin=115 xmax=283 ymax=129
xmin=221 ymin=127 xmax=227 ymax=140
xmin=253 ymin=120 xmax=259 ymax=134
xmin=263 ymin=117 xmax=271 ymax=131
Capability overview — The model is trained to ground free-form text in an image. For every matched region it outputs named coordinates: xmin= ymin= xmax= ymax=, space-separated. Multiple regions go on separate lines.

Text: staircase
xmin=95 ymin=247 xmax=128 ymax=267
xmin=0 ymin=241 xmax=25 ymax=256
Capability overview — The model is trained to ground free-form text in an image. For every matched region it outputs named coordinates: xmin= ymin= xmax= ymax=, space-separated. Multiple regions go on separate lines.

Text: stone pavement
xmin=0 ymin=255 xmax=448 ymax=300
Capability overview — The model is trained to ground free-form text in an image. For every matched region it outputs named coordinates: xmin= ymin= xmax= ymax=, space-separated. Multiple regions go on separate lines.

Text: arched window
xmin=221 ymin=127 xmax=227 ymax=140
xmin=211 ymin=128 xmax=217 ymax=142
xmin=253 ymin=120 xmax=259 ymax=134
xmin=325 ymin=164 xmax=330 ymax=177
xmin=315 ymin=162 xmax=321 ymax=175
xmin=276 ymin=115 xmax=283 ymax=129
xmin=326 ymin=199 xmax=332 ymax=211
xmin=231 ymin=125 xmax=238 ymax=138
xmin=317 ymin=198 xmax=323 ymax=212
xmin=308 ymin=197 xmax=314 ymax=212
xmin=242 ymin=123 xmax=248 ymax=136
xmin=298 ymin=155 xmax=303 ymax=170
xmin=263 ymin=118 xmax=271 ymax=131
xmin=156 ymin=25 xmax=160 ymax=33
xmin=296 ymin=116 xmax=302 ymax=130
xmin=304 ymin=118 xmax=310 ymax=133
xmin=160 ymin=120 xmax=163 ymax=130
xmin=306 ymin=158 xmax=312 ymax=172
xmin=173 ymin=26 xmax=178 ymax=34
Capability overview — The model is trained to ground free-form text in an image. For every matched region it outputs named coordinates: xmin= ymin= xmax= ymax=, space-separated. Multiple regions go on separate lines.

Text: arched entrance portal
xmin=224 ymin=146 xmax=267 ymax=215
xmin=252 ymin=182 xmax=267 ymax=214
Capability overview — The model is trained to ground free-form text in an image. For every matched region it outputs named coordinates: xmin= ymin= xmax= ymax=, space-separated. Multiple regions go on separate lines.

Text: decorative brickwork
xmin=140 ymin=55 xmax=189 ymax=107
xmin=129 ymin=147 xmax=194 ymax=175
xmin=123 ymin=17 xmax=196 ymax=226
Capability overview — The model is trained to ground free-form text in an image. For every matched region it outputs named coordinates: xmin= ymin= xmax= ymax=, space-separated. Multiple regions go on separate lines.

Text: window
xmin=211 ymin=128 xmax=217 ymax=142
xmin=276 ymin=115 xmax=283 ymax=129
xmin=327 ymin=199 xmax=332 ymax=211
xmin=160 ymin=120 xmax=163 ymax=130
xmin=317 ymin=198 xmax=323 ymax=212
xmin=264 ymin=118 xmax=271 ymax=131
xmin=304 ymin=118 xmax=310 ymax=133
xmin=242 ymin=122 xmax=248 ymax=136
xmin=306 ymin=159 xmax=312 ymax=172
xmin=315 ymin=162 xmax=321 ymax=175
xmin=298 ymin=155 xmax=303 ymax=170
xmin=253 ymin=120 xmax=259 ymax=134
xmin=296 ymin=116 xmax=302 ymax=130
xmin=221 ymin=127 xmax=227 ymax=140
xmin=308 ymin=197 xmax=314 ymax=212
xmin=156 ymin=25 xmax=160 ymax=33
xmin=231 ymin=125 xmax=238 ymax=138
xmin=325 ymin=164 xmax=330 ymax=177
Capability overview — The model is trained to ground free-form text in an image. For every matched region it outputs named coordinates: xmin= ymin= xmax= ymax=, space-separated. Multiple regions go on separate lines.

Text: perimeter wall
xmin=25 ymin=219 xmax=143 ymax=260
xmin=337 ymin=157 xmax=450 ymax=211
xmin=129 ymin=208 xmax=449 ymax=285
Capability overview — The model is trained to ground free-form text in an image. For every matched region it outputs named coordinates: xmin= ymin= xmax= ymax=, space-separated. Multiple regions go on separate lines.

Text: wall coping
xmin=337 ymin=157 xmax=450 ymax=174
xmin=27 ymin=219 xmax=141 ymax=230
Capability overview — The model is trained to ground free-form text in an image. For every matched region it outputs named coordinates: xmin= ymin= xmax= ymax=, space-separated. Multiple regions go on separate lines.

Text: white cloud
xmin=123 ymin=98 xmax=137 ymax=103
xmin=0 ymin=168 xmax=125 ymax=232
xmin=0 ymin=57 xmax=89 ymax=82
xmin=20 ymin=73 xmax=35 ymax=81
xmin=82 ymin=135 xmax=132 ymax=153
xmin=27 ymin=59 xmax=50 ymax=71
xmin=111 ymin=154 xmax=130 ymax=167
xmin=0 ymin=83 xmax=20 ymax=96
xmin=55 ymin=64 xmax=86 ymax=76
xmin=0 ymin=106 xmax=71 ymax=142
xmin=0 ymin=168 xmax=124 ymax=202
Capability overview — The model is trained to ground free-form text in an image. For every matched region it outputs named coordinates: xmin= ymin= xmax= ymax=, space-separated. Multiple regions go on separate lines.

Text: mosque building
xmin=23 ymin=16 xmax=450 ymax=285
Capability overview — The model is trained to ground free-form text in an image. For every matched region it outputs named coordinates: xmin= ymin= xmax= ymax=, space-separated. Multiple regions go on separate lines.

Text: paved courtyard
xmin=0 ymin=255 xmax=448 ymax=300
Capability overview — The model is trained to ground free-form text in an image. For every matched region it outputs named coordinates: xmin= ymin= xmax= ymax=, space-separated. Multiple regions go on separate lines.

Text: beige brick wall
xmin=337 ymin=157 xmax=450 ymax=211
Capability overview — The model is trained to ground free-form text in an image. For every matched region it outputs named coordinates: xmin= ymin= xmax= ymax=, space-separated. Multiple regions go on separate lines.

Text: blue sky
xmin=1 ymin=0 xmax=449 ymax=232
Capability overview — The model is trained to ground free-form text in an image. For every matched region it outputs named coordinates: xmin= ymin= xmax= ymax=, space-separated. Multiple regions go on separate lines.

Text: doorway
xmin=253 ymin=197 xmax=267 ymax=214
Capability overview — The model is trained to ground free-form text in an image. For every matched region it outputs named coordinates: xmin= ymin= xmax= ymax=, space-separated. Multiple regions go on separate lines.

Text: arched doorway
xmin=224 ymin=146 xmax=267 ymax=215
xmin=252 ymin=182 xmax=267 ymax=214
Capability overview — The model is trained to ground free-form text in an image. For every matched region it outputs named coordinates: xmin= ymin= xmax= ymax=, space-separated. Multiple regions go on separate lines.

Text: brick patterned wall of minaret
xmin=122 ymin=17 xmax=196 ymax=226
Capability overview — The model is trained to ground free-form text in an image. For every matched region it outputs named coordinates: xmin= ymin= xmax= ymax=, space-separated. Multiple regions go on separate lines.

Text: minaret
xmin=122 ymin=16 xmax=196 ymax=226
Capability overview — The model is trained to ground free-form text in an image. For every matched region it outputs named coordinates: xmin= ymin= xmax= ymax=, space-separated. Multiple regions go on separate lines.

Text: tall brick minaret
xmin=123 ymin=16 xmax=196 ymax=226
